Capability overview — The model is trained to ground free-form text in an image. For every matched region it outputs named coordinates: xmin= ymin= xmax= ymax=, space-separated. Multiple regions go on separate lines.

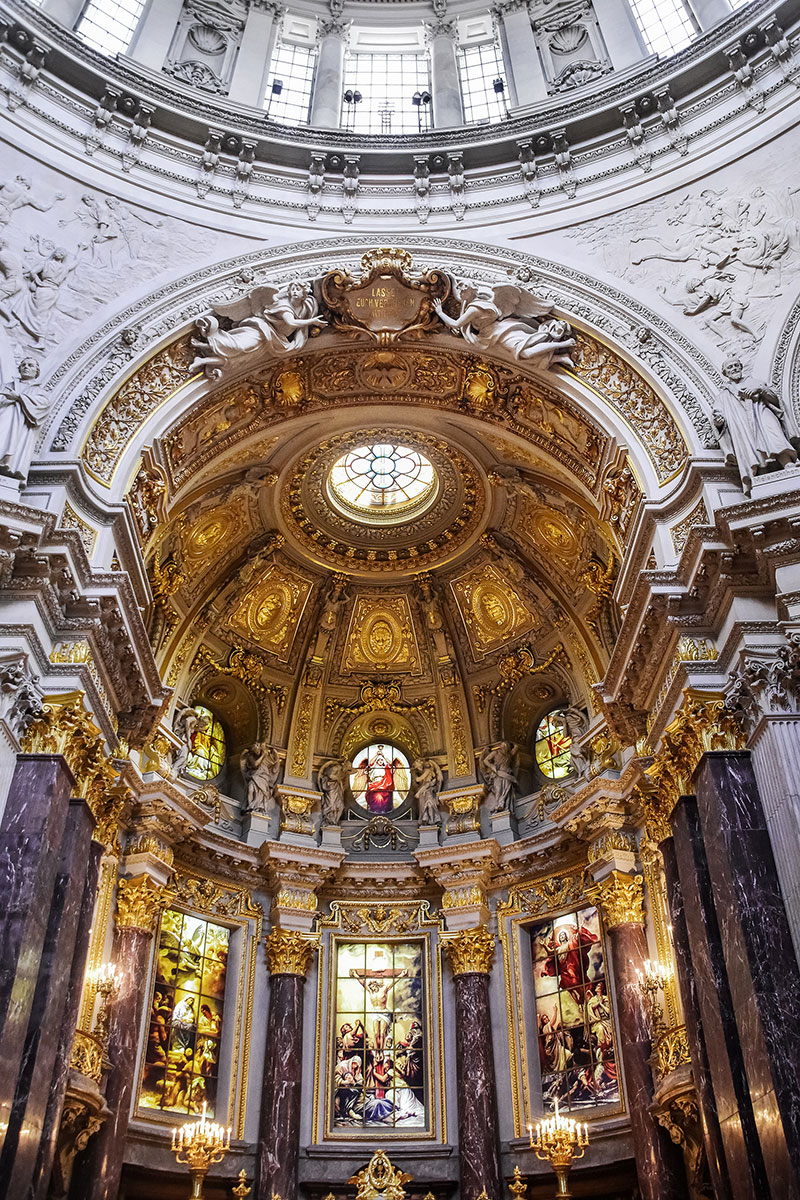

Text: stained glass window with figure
xmin=350 ymin=743 xmax=411 ymax=814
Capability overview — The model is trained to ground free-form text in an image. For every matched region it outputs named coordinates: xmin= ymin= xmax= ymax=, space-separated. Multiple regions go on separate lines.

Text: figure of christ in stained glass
xmin=332 ymin=941 xmax=427 ymax=1131
xmin=531 ymin=906 xmax=620 ymax=1114
xmin=350 ymin=743 xmax=410 ymax=815
xmin=140 ymin=909 xmax=229 ymax=1118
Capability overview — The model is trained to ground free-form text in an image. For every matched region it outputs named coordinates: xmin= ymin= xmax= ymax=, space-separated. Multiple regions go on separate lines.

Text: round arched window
xmin=349 ymin=742 xmax=411 ymax=814
xmin=534 ymin=710 xmax=572 ymax=780
xmin=186 ymin=706 xmax=226 ymax=781
xmin=328 ymin=442 xmax=436 ymax=525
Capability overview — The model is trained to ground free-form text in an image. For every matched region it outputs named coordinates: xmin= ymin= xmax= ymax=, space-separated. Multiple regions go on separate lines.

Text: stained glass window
xmin=185 ymin=706 xmax=226 ymax=782
xmin=350 ymin=743 xmax=410 ymax=814
xmin=140 ymin=909 xmax=230 ymax=1118
xmin=531 ymin=906 xmax=620 ymax=1113
xmin=328 ymin=443 xmax=436 ymax=521
xmin=535 ymin=710 xmax=572 ymax=779
xmin=332 ymin=941 xmax=427 ymax=1131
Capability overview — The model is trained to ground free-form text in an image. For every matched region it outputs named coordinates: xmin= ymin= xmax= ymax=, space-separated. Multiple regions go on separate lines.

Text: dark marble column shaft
xmin=604 ymin=920 xmax=687 ymax=1200
xmin=0 ymin=755 xmax=74 ymax=1135
xmin=256 ymin=972 xmax=305 ymax=1200
xmin=660 ymin=828 xmax=732 ymax=1200
xmin=671 ymin=794 xmax=769 ymax=1199
xmin=31 ymin=838 xmax=104 ymax=1200
xmin=694 ymin=752 xmax=800 ymax=1194
xmin=453 ymin=972 xmax=501 ymax=1200
xmin=69 ymin=924 xmax=153 ymax=1200
xmin=0 ymin=797 xmax=95 ymax=1200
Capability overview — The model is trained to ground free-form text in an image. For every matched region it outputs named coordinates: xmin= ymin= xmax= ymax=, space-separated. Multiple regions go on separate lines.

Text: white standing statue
xmin=191 ymin=280 xmax=324 ymax=378
xmin=434 ymin=279 xmax=575 ymax=369
xmin=318 ymin=757 xmax=350 ymax=826
xmin=413 ymin=757 xmax=444 ymax=826
xmin=714 ymin=358 xmax=798 ymax=495
xmin=563 ymin=706 xmax=589 ymax=779
xmin=480 ymin=741 xmax=520 ymax=814
xmin=241 ymin=743 xmax=281 ymax=814
xmin=0 ymin=351 xmax=49 ymax=481
xmin=172 ymin=706 xmax=210 ymax=776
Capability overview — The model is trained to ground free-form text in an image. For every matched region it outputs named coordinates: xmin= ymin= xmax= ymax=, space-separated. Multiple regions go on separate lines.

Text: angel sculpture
xmin=413 ymin=757 xmax=444 ymax=826
xmin=434 ymin=279 xmax=575 ymax=369
xmin=318 ymin=757 xmax=350 ymax=826
xmin=480 ymin=740 xmax=520 ymax=814
xmin=241 ymin=743 xmax=280 ymax=815
xmin=562 ymin=706 xmax=589 ymax=778
xmin=172 ymin=706 xmax=211 ymax=776
xmin=190 ymin=280 xmax=324 ymax=379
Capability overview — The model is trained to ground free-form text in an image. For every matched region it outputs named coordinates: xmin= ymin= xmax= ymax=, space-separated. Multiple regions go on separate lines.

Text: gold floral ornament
xmin=69 ymin=1029 xmax=104 ymax=1085
xmin=348 ymin=1150 xmax=413 ymax=1200
xmin=115 ymin=875 xmax=174 ymax=934
xmin=443 ymin=925 xmax=496 ymax=975
xmin=652 ymin=1024 xmax=692 ymax=1081
xmin=264 ymin=928 xmax=320 ymax=977
xmin=585 ymin=871 xmax=644 ymax=929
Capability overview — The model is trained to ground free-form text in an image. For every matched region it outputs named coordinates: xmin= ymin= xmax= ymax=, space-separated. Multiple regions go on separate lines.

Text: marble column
xmin=592 ymin=0 xmax=648 ymax=68
xmin=444 ymin=926 xmax=501 ymax=1200
xmin=670 ymin=795 xmax=768 ymax=1200
xmin=499 ymin=3 xmax=549 ymax=108
xmin=31 ymin=838 xmax=104 ymax=1200
xmin=228 ymin=0 xmax=281 ymax=108
xmin=659 ymin=828 xmax=733 ymax=1200
xmin=0 ymin=755 xmax=74 ymax=1138
xmin=69 ymin=874 xmax=171 ymax=1200
xmin=693 ymin=752 xmax=800 ymax=1191
xmin=310 ymin=20 xmax=347 ymax=129
xmin=587 ymin=872 xmax=687 ymax=1200
xmin=128 ymin=0 xmax=184 ymax=71
xmin=686 ymin=0 xmax=732 ymax=30
xmin=0 ymin=797 xmax=95 ymax=1199
xmin=256 ymin=929 xmax=319 ymax=1200
xmin=430 ymin=21 xmax=464 ymax=130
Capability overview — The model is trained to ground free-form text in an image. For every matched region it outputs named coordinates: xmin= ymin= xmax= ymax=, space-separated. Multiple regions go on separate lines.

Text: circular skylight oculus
xmin=327 ymin=441 xmax=437 ymax=525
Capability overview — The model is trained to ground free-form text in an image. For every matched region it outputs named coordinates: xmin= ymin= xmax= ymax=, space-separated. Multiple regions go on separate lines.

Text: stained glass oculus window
xmin=185 ymin=706 xmax=226 ymax=782
xmin=328 ymin=442 xmax=436 ymax=525
xmin=140 ymin=909 xmax=230 ymax=1118
xmin=531 ymin=906 xmax=620 ymax=1113
xmin=534 ymin=710 xmax=572 ymax=779
xmin=350 ymin=743 xmax=411 ymax=814
xmin=332 ymin=940 xmax=427 ymax=1131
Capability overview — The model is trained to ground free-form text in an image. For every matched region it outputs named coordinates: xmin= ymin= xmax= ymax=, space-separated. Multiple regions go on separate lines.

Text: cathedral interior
xmin=2 ymin=0 xmax=800 ymax=1196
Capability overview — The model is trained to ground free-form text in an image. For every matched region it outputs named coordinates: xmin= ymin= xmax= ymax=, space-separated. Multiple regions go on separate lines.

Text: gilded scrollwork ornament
xmin=115 ymin=874 xmax=173 ymax=934
xmin=442 ymin=924 xmax=496 ymax=975
xmin=264 ymin=928 xmax=320 ymax=976
xmin=585 ymin=871 xmax=645 ymax=928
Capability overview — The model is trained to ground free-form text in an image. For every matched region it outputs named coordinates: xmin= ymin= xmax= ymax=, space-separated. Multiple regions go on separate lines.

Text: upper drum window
xmin=186 ymin=706 xmax=226 ymax=781
xmin=350 ymin=743 xmax=411 ymax=814
xmin=328 ymin=442 xmax=436 ymax=525
xmin=535 ymin=710 xmax=573 ymax=780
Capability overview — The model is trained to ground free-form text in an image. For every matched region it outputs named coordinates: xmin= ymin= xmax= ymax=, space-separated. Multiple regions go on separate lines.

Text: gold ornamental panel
xmin=343 ymin=594 xmax=422 ymax=675
xmin=224 ymin=562 xmax=313 ymax=662
xmin=450 ymin=563 xmax=541 ymax=659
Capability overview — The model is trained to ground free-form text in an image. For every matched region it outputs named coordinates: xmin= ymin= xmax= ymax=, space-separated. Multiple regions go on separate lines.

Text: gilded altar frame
xmin=312 ymin=901 xmax=446 ymax=1143
xmin=498 ymin=867 xmax=626 ymax=1137
xmin=132 ymin=869 xmax=263 ymax=1139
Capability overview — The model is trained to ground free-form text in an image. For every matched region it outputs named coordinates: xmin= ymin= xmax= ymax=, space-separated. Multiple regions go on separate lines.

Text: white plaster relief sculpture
xmin=191 ymin=281 xmax=324 ymax=378
xmin=480 ymin=740 xmax=520 ymax=813
xmin=0 ymin=176 xmax=64 ymax=225
xmin=714 ymin=358 xmax=798 ymax=494
xmin=12 ymin=238 xmax=84 ymax=342
xmin=172 ymin=706 xmax=210 ymax=776
xmin=413 ymin=757 xmax=443 ymax=826
xmin=0 ymin=650 xmax=43 ymax=742
xmin=241 ymin=742 xmax=281 ymax=814
xmin=0 ymin=348 xmax=49 ymax=480
xmin=318 ymin=756 xmax=350 ymax=825
xmin=434 ymin=279 xmax=575 ymax=369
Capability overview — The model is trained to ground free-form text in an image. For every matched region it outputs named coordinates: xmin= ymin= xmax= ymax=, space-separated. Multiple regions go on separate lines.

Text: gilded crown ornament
xmin=348 ymin=1150 xmax=412 ymax=1200
xmin=115 ymin=875 xmax=173 ymax=934
xmin=585 ymin=871 xmax=645 ymax=928
xmin=265 ymin=928 xmax=320 ymax=976
xmin=443 ymin=925 xmax=496 ymax=975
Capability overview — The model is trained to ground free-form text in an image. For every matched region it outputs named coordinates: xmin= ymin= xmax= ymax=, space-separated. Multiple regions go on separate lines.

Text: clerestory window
xmin=75 ymin=0 xmax=146 ymax=56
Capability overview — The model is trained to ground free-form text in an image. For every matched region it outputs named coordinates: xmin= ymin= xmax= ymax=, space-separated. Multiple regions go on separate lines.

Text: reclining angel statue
xmin=434 ymin=278 xmax=575 ymax=369
xmin=191 ymin=279 xmax=324 ymax=378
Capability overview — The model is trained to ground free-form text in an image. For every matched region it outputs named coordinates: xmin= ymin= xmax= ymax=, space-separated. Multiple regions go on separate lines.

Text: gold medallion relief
xmin=451 ymin=564 xmax=540 ymax=658
xmin=226 ymin=564 xmax=312 ymax=661
xmin=343 ymin=595 xmax=422 ymax=675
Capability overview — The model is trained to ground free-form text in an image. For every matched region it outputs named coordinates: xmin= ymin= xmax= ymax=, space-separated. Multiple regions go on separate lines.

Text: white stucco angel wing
xmin=213 ymin=284 xmax=281 ymax=322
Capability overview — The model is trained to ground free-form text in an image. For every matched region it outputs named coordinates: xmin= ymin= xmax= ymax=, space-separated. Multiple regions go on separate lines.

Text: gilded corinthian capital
xmin=265 ymin=928 xmax=320 ymax=976
xmin=586 ymin=871 xmax=644 ymax=929
xmin=443 ymin=925 xmax=495 ymax=975
xmin=115 ymin=874 xmax=172 ymax=934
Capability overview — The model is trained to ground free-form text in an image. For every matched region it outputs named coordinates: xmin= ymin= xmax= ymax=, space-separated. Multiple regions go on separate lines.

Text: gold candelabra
xmin=90 ymin=963 xmax=119 ymax=1056
xmin=635 ymin=958 xmax=669 ymax=1036
xmin=528 ymin=1098 xmax=589 ymax=1198
xmin=171 ymin=1102 xmax=231 ymax=1199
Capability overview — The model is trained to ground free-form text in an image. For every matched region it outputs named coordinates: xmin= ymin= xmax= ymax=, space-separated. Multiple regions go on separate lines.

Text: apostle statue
xmin=563 ymin=705 xmax=590 ymax=778
xmin=0 ymin=353 xmax=50 ymax=481
xmin=241 ymin=743 xmax=281 ymax=814
xmin=480 ymin=740 xmax=520 ymax=813
xmin=412 ymin=757 xmax=444 ymax=826
xmin=172 ymin=706 xmax=210 ymax=776
xmin=318 ymin=756 xmax=350 ymax=825
xmin=714 ymin=358 xmax=798 ymax=494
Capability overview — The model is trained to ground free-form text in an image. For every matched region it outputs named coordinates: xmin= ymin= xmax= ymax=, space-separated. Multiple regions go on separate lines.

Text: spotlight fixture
xmin=493 ymin=77 xmax=505 ymax=94
xmin=343 ymin=89 xmax=362 ymax=103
